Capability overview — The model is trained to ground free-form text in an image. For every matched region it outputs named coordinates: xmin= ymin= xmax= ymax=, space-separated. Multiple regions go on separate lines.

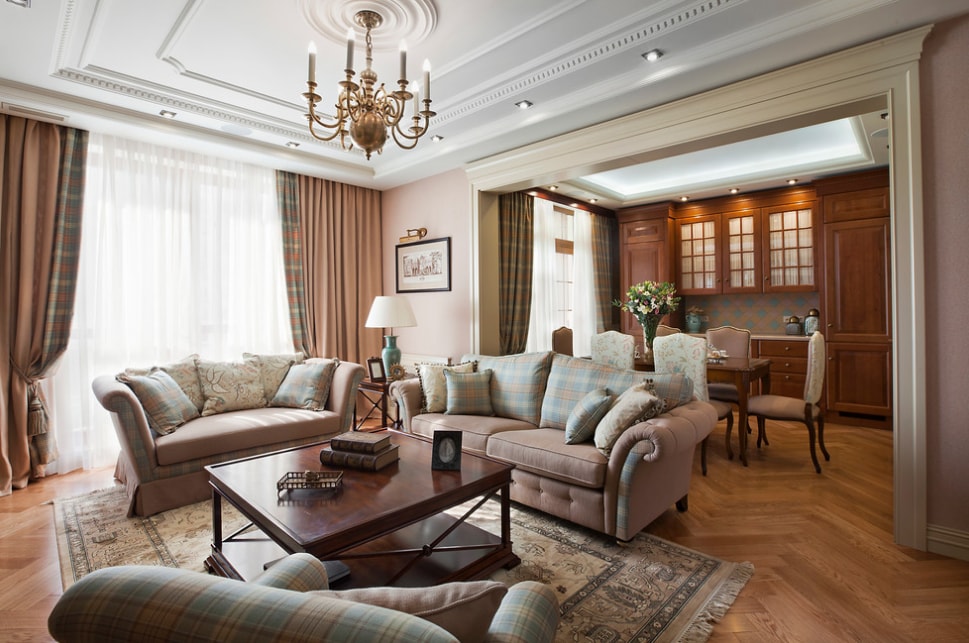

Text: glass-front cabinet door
xmin=675 ymin=215 xmax=720 ymax=294
xmin=763 ymin=202 xmax=817 ymax=292
xmin=722 ymin=209 xmax=761 ymax=294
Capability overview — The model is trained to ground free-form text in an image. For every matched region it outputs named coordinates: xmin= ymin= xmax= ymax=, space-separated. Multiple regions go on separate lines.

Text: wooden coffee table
xmin=204 ymin=430 xmax=520 ymax=587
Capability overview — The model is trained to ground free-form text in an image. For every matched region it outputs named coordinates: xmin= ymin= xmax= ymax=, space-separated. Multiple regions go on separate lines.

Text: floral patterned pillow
xmin=195 ymin=358 xmax=266 ymax=416
xmin=243 ymin=352 xmax=306 ymax=403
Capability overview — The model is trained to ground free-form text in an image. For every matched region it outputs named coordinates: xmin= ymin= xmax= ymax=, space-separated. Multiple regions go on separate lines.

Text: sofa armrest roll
xmin=318 ymin=360 xmax=366 ymax=432
xmin=92 ymin=375 xmax=159 ymax=480
xmin=389 ymin=378 xmax=423 ymax=432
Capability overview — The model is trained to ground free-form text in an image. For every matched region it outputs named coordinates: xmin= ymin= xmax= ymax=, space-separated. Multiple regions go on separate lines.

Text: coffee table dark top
xmin=206 ymin=430 xmax=514 ymax=558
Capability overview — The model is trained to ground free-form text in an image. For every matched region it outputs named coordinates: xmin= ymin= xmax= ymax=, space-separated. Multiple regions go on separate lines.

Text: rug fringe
xmin=678 ymin=562 xmax=755 ymax=643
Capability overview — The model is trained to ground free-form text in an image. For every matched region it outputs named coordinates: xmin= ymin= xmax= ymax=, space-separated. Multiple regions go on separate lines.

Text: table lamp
xmin=365 ymin=295 xmax=417 ymax=376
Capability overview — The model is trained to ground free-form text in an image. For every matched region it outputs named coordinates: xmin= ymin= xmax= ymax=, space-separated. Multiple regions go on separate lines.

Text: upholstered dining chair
xmin=653 ymin=333 xmax=732 ymax=476
xmin=656 ymin=324 xmax=681 ymax=337
xmin=551 ymin=326 xmax=574 ymax=356
xmin=745 ymin=331 xmax=829 ymax=473
xmin=706 ymin=326 xmax=752 ymax=403
xmin=590 ymin=331 xmax=635 ymax=370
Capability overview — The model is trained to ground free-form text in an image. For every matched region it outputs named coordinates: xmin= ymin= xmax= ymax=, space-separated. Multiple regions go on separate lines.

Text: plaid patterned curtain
xmin=498 ymin=192 xmax=534 ymax=355
xmin=591 ymin=214 xmax=618 ymax=332
xmin=275 ymin=170 xmax=312 ymax=356
xmin=1 ymin=118 xmax=87 ymax=493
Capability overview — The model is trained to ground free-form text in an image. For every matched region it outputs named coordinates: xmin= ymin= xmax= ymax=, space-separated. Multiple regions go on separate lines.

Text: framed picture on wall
xmin=396 ymin=237 xmax=451 ymax=293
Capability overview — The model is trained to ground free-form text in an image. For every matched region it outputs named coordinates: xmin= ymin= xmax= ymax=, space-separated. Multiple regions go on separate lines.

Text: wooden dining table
xmin=636 ymin=356 xmax=772 ymax=466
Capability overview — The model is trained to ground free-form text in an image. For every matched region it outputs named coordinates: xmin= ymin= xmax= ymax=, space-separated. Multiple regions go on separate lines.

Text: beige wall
xmin=922 ymin=14 xmax=969 ymax=534
xmin=381 ymin=168 xmax=474 ymax=363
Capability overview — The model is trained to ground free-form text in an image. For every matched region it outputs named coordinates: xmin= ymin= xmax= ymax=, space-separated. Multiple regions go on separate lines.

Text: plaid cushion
xmin=117 ymin=369 xmax=199 ymax=435
xmin=123 ymin=354 xmax=204 ymax=412
xmin=462 ymin=352 xmax=552 ymax=426
xmin=564 ymin=388 xmax=614 ymax=445
xmin=445 ymin=369 xmax=495 ymax=416
xmin=541 ymin=355 xmax=640 ymax=429
xmin=417 ymin=362 xmax=476 ymax=413
xmin=244 ymin=351 xmax=306 ymax=403
xmin=271 ymin=359 xmax=338 ymax=410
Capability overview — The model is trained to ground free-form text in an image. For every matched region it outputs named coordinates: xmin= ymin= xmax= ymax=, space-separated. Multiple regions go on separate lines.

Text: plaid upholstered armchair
xmin=49 ymin=553 xmax=559 ymax=643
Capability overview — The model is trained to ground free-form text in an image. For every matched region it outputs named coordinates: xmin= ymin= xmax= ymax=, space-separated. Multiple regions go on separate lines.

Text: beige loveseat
xmin=94 ymin=355 xmax=364 ymax=516
xmin=390 ymin=351 xmax=716 ymax=541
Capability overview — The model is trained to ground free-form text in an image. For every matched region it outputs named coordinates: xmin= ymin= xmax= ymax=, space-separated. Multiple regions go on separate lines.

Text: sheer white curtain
xmin=571 ymin=210 xmax=597 ymax=357
xmin=525 ymin=198 xmax=557 ymax=352
xmin=47 ymin=134 xmax=292 ymax=473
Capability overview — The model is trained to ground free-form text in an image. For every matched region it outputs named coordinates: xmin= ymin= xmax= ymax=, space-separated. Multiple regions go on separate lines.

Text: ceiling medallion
xmin=298 ymin=0 xmax=437 ymax=49
xmin=303 ymin=10 xmax=434 ymax=159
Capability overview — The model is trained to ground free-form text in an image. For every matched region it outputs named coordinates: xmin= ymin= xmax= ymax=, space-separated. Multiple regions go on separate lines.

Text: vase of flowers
xmin=613 ymin=281 xmax=680 ymax=356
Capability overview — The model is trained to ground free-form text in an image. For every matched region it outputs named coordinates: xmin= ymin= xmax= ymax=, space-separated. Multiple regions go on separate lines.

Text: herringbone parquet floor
xmin=2 ymin=419 xmax=967 ymax=642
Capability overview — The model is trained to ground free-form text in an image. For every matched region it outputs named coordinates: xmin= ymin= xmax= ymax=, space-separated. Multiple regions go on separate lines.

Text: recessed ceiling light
xmin=515 ymin=100 xmax=534 ymax=110
xmin=729 ymin=188 xmax=739 ymax=194
xmin=787 ymin=179 xmax=797 ymax=185
xmin=642 ymin=49 xmax=663 ymax=62
xmin=285 ymin=141 xmax=300 ymax=148
xmin=680 ymin=196 xmax=689 ymax=202
xmin=589 ymin=198 xmax=598 ymax=203
xmin=159 ymin=110 xmax=177 ymax=119
xmin=548 ymin=185 xmax=558 ymax=191
xmin=431 ymin=135 xmax=444 ymax=142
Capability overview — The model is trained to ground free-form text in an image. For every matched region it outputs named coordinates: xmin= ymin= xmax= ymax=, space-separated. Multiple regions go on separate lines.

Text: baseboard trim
xmin=926 ymin=524 xmax=969 ymax=562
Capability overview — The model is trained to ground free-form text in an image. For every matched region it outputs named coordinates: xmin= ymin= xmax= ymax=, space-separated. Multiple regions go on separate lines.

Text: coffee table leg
xmin=212 ymin=489 xmax=223 ymax=550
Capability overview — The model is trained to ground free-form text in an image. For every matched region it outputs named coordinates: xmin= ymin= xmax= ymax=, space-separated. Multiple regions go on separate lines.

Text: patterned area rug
xmin=53 ymin=486 xmax=752 ymax=642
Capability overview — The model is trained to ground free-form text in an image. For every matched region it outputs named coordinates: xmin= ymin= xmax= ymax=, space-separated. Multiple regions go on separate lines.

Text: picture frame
xmin=366 ymin=357 xmax=386 ymax=382
xmin=431 ymin=430 xmax=462 ymax=470
xmin=396 ymin=237 xmax=451 ymax=293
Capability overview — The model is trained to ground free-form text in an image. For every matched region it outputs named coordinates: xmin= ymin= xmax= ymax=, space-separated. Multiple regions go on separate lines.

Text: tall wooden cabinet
xmin=817 ymin=169 xmax=892 ymax=426
xmin=617 ymin=204 xmax=675 ymax=336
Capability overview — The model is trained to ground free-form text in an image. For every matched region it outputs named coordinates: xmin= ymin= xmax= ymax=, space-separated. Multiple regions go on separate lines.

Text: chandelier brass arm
xmin=303 ymin=10 xmax=435 ymax=160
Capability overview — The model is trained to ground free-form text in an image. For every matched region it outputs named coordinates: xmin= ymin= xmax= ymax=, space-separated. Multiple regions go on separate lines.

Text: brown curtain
xmin=498 ymin=192 xmax=534 ymax=355
xmin=282 ymin=173 xmax=383 ymax=365
xmin=1 ymin=116 xmax=87 ymax=495
xmin=591 ymin=213 xmax=618 ymax=331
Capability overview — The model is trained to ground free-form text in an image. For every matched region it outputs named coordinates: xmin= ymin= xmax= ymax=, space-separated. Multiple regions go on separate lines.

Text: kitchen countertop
xmin=687 ymin=332 xmax=814 ymax=341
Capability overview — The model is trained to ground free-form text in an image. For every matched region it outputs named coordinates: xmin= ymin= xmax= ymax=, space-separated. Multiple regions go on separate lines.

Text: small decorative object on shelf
xmin=803 ymin=308 xmax=820 ymax=335
xmin=276 ymin=470 xmax=343 ymax=496
xmin=785 ymin=315 xmax=803 ymax=335
xmin=685 ymin=306 xmax=704 ymax=333
xmin=388 ymin=363 xmax=406 ymax=381
xmin=613 ymin=281 xmax=681 ymax=358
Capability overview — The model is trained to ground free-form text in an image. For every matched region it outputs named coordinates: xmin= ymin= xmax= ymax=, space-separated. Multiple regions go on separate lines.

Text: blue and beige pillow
xmin=564 ymin=388 xmax=614 ymax=444
xmin=463 ymin=352 xmax=553 ymax=426
xmin=244 ymin=352 xmax=306 ymax=403
xmin=271 ymin=359 xmax=339 ymax=410
xmin=417 ymin=362 xmax=476 ymax=413
xmin=444 ymin=369 xmax=495 ymax=416
xmin=123 ymin=354 xmax=204 ymax=412
xmin=117 ymin=369 xmax=199 ymax=435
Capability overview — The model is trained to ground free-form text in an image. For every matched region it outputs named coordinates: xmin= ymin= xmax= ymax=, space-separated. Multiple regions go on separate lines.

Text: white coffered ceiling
xmin=1 ymin=0 xmax=966 ymax=207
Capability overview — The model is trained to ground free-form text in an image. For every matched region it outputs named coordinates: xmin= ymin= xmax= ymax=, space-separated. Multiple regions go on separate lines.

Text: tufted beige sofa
xmin=390 ymin=351 xmax=716 ymax=541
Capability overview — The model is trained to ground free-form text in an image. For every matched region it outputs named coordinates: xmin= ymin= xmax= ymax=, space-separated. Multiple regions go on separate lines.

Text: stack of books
xmin=319 ymin=431 xmax=399 ymax=471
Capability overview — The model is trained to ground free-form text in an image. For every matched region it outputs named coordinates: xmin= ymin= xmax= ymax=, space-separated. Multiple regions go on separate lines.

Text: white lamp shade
xmin=365 ymin=296 xmax=417 ymax=329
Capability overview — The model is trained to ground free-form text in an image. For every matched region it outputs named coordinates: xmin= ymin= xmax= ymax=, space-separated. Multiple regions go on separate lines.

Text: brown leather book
xmin=319 ymin=443 xmax=399 ymax=471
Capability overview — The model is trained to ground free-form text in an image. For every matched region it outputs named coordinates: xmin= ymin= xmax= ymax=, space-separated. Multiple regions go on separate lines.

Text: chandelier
xmin=303 ymin=10 xmax=435 ymax=160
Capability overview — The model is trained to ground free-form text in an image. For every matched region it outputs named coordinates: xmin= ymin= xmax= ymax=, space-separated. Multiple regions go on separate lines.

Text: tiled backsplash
xmin=684 ymin=292 xmax=821 ymax=334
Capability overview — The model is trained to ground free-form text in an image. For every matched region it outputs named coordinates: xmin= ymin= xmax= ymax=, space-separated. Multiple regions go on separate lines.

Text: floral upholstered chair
xmin=653 ymin=333 xmax=731 ymax=475
xmin=591 ymin=331 xmax=636 ymax=370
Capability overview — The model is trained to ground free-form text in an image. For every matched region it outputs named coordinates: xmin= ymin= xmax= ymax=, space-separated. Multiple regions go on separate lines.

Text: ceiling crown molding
xmin=298 ymin=0 xmax=438 ymax=49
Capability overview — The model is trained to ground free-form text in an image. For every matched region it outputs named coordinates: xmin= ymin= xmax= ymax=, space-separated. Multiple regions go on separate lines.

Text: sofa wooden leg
xmin=675 ymin=495 xmax=688 ymax=512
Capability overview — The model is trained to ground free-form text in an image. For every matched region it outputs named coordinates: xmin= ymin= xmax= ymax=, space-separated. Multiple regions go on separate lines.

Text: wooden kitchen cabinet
xmin=762 ymin=201 xmax=818 ymax=292
xmin=617 ymin=204 xmax=674 ymax=335
xmin=755 ymin=338 xmax=808 ymax=399
xmin=675 ymin=214 xmax=721 ymax=294
xmin=817 ymin=168 xmax=891 ymax=426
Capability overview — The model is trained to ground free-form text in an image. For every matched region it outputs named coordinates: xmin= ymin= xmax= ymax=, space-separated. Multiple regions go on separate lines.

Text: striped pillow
xmin=117 ymin=369 xmax=199 ymax=435
xmin=445 ymin=369 xmax=495 ymax=416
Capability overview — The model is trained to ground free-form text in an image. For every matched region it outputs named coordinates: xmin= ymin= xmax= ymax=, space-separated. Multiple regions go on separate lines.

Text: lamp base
xmin=381 ymin=335 xmax=401 ymax=375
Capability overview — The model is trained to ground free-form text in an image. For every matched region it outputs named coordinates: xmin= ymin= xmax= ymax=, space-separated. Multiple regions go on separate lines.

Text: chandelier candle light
xmin=304 ymin=10 xmax=435 ymax=159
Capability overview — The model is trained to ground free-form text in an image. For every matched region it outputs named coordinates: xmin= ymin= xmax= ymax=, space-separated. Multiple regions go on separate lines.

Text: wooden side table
xmin=355 ymin=378 xmax=391 ymax=430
